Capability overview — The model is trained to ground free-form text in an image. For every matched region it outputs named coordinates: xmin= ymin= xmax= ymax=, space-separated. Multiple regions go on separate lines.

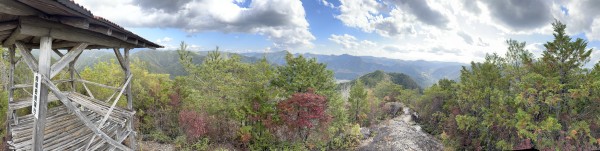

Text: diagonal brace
xmin=15 ymin=42 xmax=38 ymax=73
xmin=50 ymin=43 xmax=88 ymax=78
xmin=85 ymin=74 xmax=132 ymax=150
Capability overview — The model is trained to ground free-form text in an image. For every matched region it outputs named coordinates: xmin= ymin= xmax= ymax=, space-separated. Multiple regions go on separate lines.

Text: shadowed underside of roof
xmin=0 ymin=0 xmax=162 ymax=49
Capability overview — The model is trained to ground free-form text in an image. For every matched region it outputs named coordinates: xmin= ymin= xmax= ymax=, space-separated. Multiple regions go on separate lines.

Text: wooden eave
xmin=0 ymin=0 xmax=162 ymax=49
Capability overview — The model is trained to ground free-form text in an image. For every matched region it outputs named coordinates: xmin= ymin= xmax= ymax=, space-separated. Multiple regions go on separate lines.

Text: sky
xmin=73 ymin=0 xmax=600 ymax=64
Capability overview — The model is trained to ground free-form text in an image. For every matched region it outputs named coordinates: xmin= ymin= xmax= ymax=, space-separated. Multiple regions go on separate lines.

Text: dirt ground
xmin=139 ymin=141 xmax=175 ymax=151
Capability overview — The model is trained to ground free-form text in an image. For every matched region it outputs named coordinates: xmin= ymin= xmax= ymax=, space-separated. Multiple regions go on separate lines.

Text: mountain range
xmin=73 ymin=50 xmax=466 ymax=87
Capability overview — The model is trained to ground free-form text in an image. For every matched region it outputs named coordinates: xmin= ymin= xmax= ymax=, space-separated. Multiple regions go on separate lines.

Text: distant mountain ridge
xmin=341 ymin=70 xmax=421 ymax=90
xmin=242 ymin=51 xmax=465 ymax=87
xmin=74 ymin=50 xmax=465 ymax=87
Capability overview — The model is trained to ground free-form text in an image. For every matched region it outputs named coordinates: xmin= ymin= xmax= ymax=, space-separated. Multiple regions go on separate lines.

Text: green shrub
xmin=149 ymin=130 xmax=172 ymax=143
xmin=173 ymin=136 xmax=187 ymax=149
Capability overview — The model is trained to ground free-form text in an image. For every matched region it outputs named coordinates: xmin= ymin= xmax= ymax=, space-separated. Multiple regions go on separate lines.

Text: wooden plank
xmin=67 ymin=93 xmax=130 ymax=125
xmin=49 ymin=43 xmax=88 ymax=78
xmin=15 ymin=41 xmax=38 ymax=73
xmin=32 ymin=36 xmax=52 ymax=151
xmin=41 ymin=75 xmax=133 ymax=151
xmin=8 ymin=107 xmax=127 ymax=150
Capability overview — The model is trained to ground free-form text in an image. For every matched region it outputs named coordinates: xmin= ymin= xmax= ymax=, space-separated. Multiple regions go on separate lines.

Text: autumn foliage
xmin=277 ymin=88 xmax=331 ymax=142
xmin=178 ymin=110 xmax=207 ymax=140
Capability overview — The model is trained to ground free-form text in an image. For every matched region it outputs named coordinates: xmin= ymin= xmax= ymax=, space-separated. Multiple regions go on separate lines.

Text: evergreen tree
xmin=349 ymin=79 xmax=367 ymax=125
xmin=541 ymin=20 xmax=592 ymax=128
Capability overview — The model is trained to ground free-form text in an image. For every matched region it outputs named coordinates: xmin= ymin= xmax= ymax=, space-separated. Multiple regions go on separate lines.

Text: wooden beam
xmin=24 ymin=41 xmax=87 ymax=49
xmin=6 ymin=47 xmax=15 ymax=146
xmin=108 ymin=130 xmax=132 ymax=151
xmin=111 ymin=31 xmax=127 ymax=40
xmin=32 ymin=36 xmax=52 ymax=151
xmin=75 ymin=79 xmax=119 ymax=91
xmin=19 ymin=17 xmax=136 ymax=48
xmin=88 ymin=24 xmax=112 ymax=35
xmin=0 ymin=21 xmax=18 ymax=31
xmin=124 ymin=48 xmax=137 ymax=150
xmin=113 ymin=48 xmax=126 ymax=71
xmin=50 ymin=43 xmax=88 ymax=78
xmin=15 ymin=41 xmax=38 ymax=73
xmin=126 ymin=38 xmax=137 ymax=45
xmin=58 ymin=16 xmax=89 ymax=29
xmin=0 ymin=0 xmax=40 ymax=16
xmin=86 ymin=74 xmax=132 ymax=150
xmin=3 ymin=26 xmax=21 ymax=47
xmin=52 ymin=49 xmax=64 ymax=57
xmin=69 ymin=49 xmax=82 ymax=92
xmin=40 ymin=75 xmax=132 ymax=151
xmin=74 ymin=69 xmax=95 ymax=99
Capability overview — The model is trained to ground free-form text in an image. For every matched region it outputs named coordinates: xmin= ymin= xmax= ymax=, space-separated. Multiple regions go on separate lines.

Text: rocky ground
xmin=359 ymin=104 xmax=443 ymax=151
xmin=139 ymin=141 xmax=174 ymax=151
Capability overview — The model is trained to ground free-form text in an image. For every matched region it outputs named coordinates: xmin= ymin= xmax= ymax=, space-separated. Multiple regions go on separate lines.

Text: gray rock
xmin=383 ymin=102 xmax=403 ymax=118
xmin=359 ymin=117 xmax=443 ymax=151
xmin=360 ymin=127 xmax=371 ymax=139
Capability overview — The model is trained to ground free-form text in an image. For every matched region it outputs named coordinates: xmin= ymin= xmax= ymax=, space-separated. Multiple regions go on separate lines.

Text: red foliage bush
xmin=178 ymin=110 xmax=207 ymax=140
xmin=277 ymin=89 xmax=331 ymax=141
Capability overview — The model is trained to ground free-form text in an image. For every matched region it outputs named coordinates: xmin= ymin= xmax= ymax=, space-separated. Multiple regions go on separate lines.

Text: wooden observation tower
xmin=0 ymin=0 xmax=162 ymax=150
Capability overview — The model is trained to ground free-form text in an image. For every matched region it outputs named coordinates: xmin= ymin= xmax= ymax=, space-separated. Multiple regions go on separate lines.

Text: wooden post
xmin=124 ymin=48 xmax=137 ymax=150
xmin=69 ymin=50 xmax=76 ymax=92
xmin=32 ymin=36 xmax=52 ymax=151
xmin=5 ymin=46 xmax=15 ymax=150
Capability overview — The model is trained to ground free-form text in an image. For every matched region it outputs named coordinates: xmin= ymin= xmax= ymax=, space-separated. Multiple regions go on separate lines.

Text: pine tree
xmin=349 ymin=79 xmax=367 ymax=125
xmin=541 ymin=20 xmax=592 ymax=130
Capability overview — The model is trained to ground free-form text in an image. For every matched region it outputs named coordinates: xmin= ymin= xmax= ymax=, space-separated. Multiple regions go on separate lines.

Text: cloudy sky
xmin=74 ymin=0 xmax=600 ymax=64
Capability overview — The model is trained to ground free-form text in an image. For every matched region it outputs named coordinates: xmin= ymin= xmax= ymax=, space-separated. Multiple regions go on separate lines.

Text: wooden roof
xmin=0 ymin=0 xmax=162 ymax=49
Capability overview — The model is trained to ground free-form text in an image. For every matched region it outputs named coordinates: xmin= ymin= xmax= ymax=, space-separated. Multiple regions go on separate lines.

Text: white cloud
xmin=156 ymin=37 xmax=173 ymax=43
xmin=74 ymin=0 xmax=315 ymax=49
xmin=335 ymin=0 xmax=450 ymax=37
xmin=328 ymin=0 xmax=600 ymax=63
xmin=319 ymin=0 xmax=335 ymax=8
xmin=557 ymin=0 xmax=600 ymax=40
xmin=588 ymin=19 xmax=600 ymax=41
xmin=329 ymin=34 xmax=376 ymax=51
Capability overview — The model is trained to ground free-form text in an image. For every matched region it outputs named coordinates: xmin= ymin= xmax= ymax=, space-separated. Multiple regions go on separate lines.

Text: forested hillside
xmin=414 ymin=21 xmax=600 ymax=150
xmin=243 ymin=51 xmax=465 ymax=87
xmin=72 ymin=48 xmax=464 ymax=87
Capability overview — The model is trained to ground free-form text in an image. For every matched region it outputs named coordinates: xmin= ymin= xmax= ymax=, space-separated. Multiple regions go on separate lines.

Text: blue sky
xmin=75 ymin=0 xmax=600 ymax=64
